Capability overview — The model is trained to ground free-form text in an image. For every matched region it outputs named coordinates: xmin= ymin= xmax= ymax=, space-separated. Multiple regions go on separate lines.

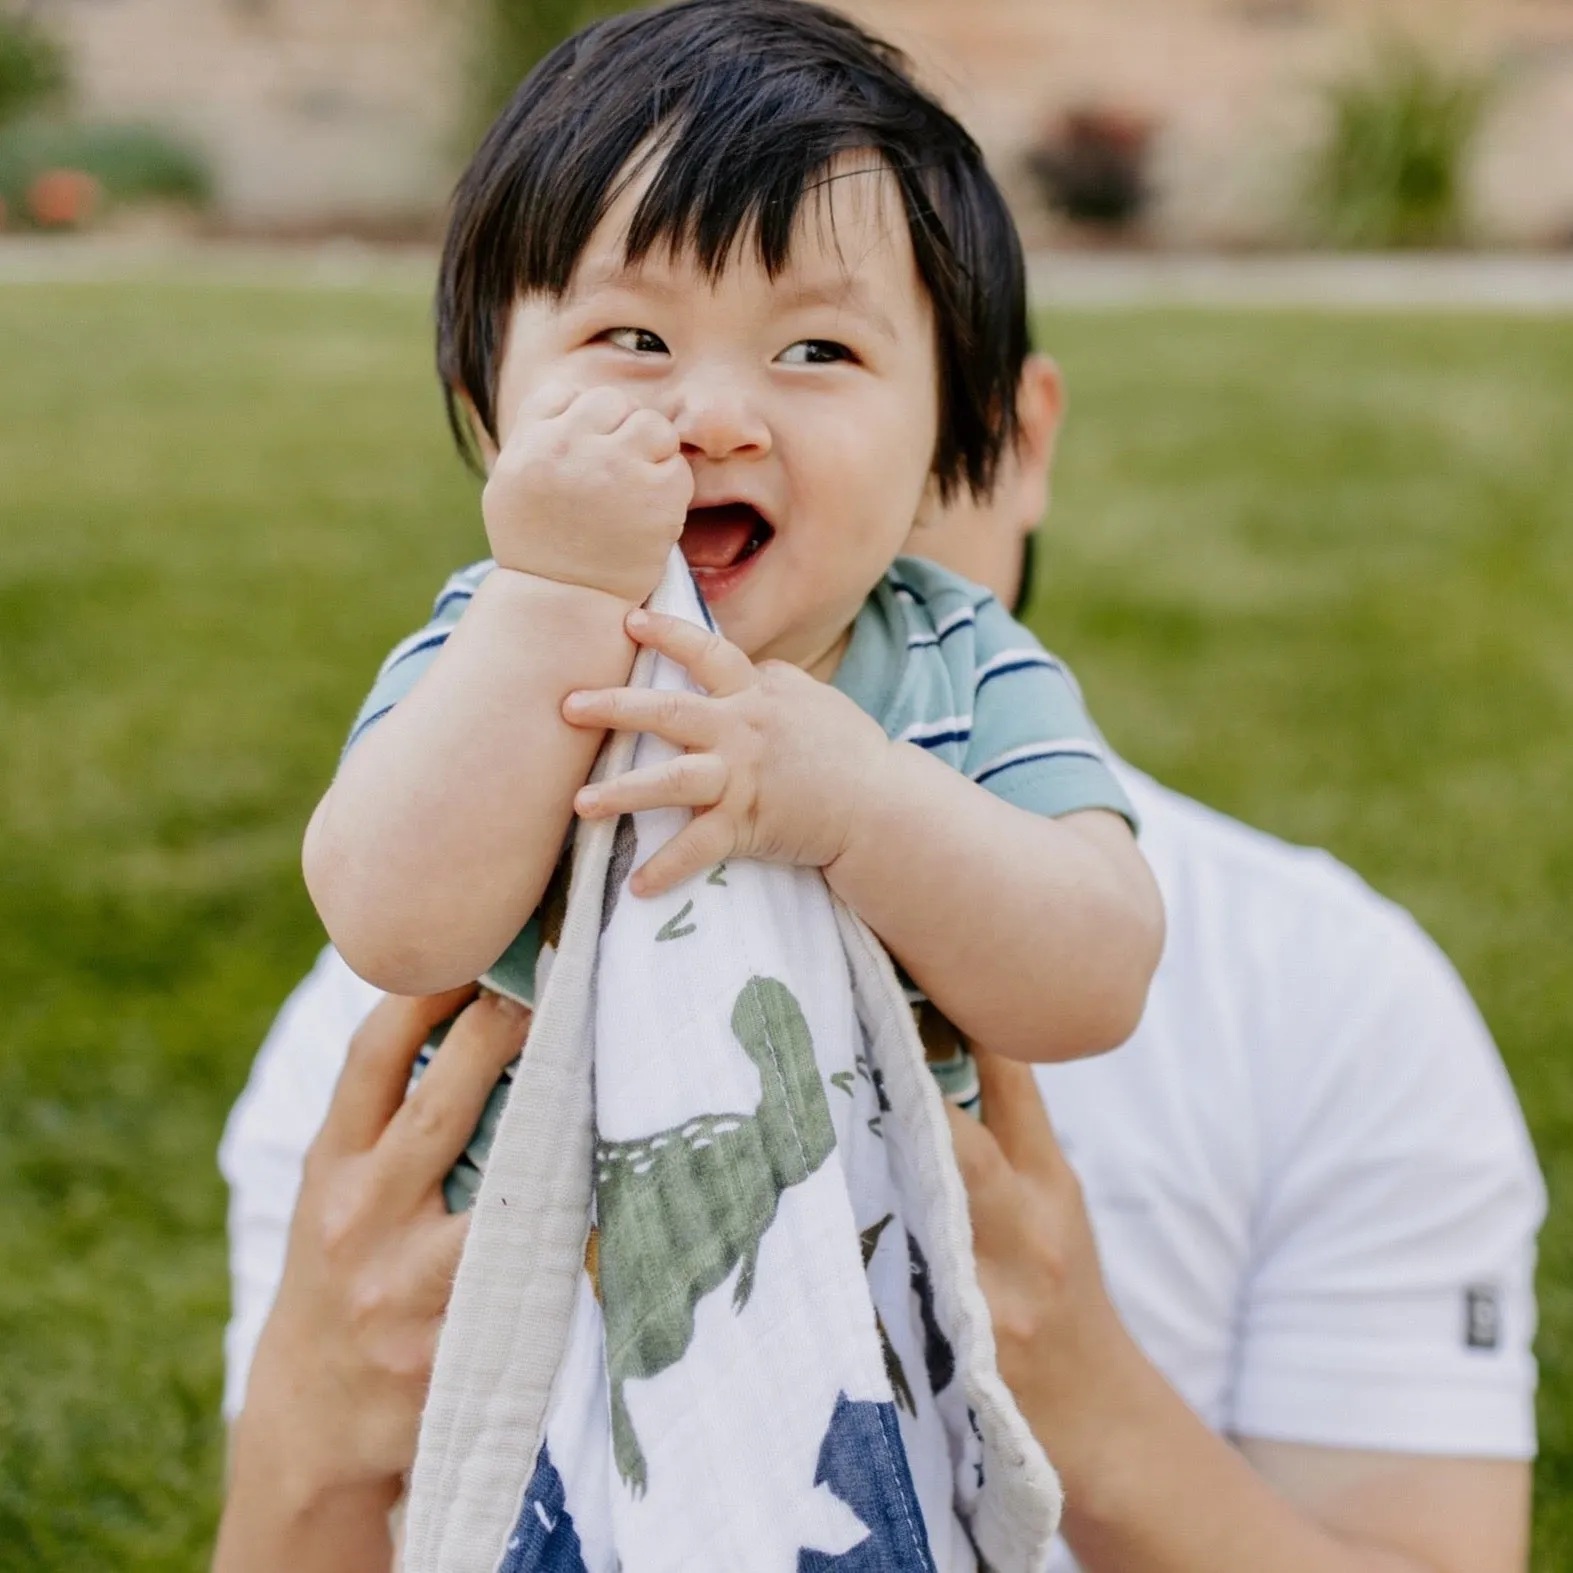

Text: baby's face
xmin=493 ymin=156 xmax=941 ymax=674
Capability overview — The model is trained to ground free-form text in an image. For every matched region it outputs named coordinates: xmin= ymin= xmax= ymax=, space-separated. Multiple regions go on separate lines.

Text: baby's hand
xmin=562 ymin=610 xmax=891 ymax=895
xmin=482 ymin=384 xmax=692 ymax=603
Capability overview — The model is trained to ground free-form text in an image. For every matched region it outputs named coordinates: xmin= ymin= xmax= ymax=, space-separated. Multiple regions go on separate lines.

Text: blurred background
xmin=5 ymin=0 xmax=1573 ymax=245
xmin=1 ymin=1 xmax=1570 ymax=1568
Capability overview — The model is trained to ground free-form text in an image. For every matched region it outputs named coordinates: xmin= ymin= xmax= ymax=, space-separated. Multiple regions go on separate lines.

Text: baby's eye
xmin=604 ymin=327 xmax=669 ymax=355
xmin=777 ymin=339 xmax=854 ymax=366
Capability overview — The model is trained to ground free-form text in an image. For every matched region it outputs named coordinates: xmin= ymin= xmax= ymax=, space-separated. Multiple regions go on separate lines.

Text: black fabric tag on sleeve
xmin=1464 ymin=1285 xmax=1502 ymax=1351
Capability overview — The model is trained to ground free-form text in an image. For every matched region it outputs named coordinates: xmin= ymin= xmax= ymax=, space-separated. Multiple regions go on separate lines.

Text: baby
xmin=304 ymin=0 xmax=1163 ymax=1087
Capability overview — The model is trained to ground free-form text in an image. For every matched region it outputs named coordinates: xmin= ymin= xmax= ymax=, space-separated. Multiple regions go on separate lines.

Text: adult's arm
xmin=213 ymin=988 xmax=530 ymax=1572
xmin=949 ymin=1050 xmax=1531 ymax=1573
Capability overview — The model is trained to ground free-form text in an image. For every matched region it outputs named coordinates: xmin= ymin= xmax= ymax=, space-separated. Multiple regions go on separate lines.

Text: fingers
xmin=575 ymin=753 xmax=727 ymax=820
xmin=629 ymin=810 xmax=735 ymax=897
xmin=972 ymin=1048 xmax=1067 ymax=1183
xmin=508 ymin=384 xmax=682 ymax=480
xmin=560 ymin=616 xmax=753 ymax=739
xmin=562 ymin=684 xmax=718 ymax=749
xmin=376 ymin=990 xmax=532 ymax=1211
xmin=624 ymin=610 xmax=755 ymax=697
xmin=407 ymin=1211 xmax=470 ymax=1315
xmin=556 ymin=388 xmax=681 ymax=458
xmin=512 ymin=380 xmax=577 ymax=425
xmin=620 ymin=406 xmax=681 ymax=462
xmin=561 ymin=612 xmax=754 ymax=739
xmin=319 ymin=987 xmax=480 ymax=1156
xmin=945 ymin=1101 xmax=1013 ymax=1194
xmin=560 ymin=385 xmax=637 ymax=435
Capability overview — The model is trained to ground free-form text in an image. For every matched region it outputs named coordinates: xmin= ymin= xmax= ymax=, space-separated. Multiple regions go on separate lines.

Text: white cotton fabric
xmin=398 ymin=551 xmax=1059 ymax=1573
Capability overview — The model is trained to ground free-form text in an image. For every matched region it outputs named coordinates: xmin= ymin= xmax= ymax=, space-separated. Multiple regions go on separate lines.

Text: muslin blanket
xmin=401 ymin=552 xmax=1062 ymax=1572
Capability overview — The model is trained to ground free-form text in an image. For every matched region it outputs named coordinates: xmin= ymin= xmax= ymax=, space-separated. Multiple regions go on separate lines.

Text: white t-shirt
xmin=219 ymin=766 xmax=1545 ymax=1539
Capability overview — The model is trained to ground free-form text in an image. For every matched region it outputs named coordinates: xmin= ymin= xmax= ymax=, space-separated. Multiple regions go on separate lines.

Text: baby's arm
xmin=565 ymin=611 xmax=1162 ymax=1064
xmin=303 ymin=385 xmax=690 ymax=994
xmin=826 ymin=755 xmax=1162 ymax=1062
xmin=304 ymin=572 xmax=634 ymax=994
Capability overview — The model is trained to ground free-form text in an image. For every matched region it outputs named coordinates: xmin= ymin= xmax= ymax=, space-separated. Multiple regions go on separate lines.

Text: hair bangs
xmin=438 ymin=0 xmax=1029 ymax=499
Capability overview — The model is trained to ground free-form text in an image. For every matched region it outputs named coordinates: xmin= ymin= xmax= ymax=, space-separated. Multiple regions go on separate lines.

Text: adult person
xmin=217 ymin=358 xmax=1544 ymax=1572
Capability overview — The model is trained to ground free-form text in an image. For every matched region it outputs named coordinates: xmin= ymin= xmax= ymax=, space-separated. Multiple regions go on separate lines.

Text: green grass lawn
xmin=0 ymin=281 xmax=1569 ymax=1567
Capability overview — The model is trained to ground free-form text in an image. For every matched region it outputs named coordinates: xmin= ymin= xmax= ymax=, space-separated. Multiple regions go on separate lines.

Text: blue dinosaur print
xmin=499 ymin=1443 xmax=590 ymax=1573
xmin=797 ymin=1392 xmax=937 ymax=1572
xmin=905 ymin=1232 xmax=955 ymax=1396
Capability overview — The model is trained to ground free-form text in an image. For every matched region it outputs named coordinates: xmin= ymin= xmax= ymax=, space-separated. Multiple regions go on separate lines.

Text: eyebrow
xmin=568 ymin=257 xmax=899 ymax=341
xmin=777 ymin=276 xmax=898 ymax=341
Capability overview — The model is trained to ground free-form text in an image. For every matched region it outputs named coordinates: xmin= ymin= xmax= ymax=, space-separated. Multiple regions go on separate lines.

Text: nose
xmin=670 ymin=371 xmax=772 ymax=462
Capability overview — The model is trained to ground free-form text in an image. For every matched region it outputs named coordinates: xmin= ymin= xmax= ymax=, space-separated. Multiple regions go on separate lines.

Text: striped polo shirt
xmin=828 ymin=556 xmax=1133 ymax=826
xmin=346 ymin=554 xmax=1135 ymax=1009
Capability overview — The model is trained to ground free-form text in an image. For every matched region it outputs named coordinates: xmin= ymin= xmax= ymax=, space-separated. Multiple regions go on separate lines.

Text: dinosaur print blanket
xmin=401 ymin=553 xmax=1063 ymax=1573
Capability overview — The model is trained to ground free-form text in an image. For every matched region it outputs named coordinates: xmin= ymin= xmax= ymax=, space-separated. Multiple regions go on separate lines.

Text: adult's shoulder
xmin=1117 ymin=759 xmax=1461 ymax=1017
xmin=1118 ymin=761 xmax=1399 ymax=925
xmin=1118 ymin=759 xmax=1541 ymax=1225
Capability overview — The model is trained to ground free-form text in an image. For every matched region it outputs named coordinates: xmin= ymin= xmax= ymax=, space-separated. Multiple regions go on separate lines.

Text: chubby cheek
xmin=794 ymin=397 xmax=932 ymax=565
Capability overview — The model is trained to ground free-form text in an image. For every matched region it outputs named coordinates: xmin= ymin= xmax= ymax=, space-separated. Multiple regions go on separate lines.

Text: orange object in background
xmin=27 ymin=169 xmax=102 ymax=228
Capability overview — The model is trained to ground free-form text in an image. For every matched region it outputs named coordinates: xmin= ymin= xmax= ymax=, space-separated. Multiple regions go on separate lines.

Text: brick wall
xmin=45 ymin=0 xmax=465 ymax=230
xmin=37 ymin=0 xmax=1573 ymax=243
xmin=843 ymin=0 xmax=1573 ymax=246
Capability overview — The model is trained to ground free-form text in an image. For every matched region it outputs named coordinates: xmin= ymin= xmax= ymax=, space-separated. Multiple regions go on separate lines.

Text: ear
xmin=1010 ymin=353 xmax=1066 ymax=533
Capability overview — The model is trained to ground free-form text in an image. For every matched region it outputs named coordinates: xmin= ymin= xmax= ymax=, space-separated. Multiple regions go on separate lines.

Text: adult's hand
xmin=949 ymin=1050 xmax=1527 ymax=1573
xmin=213 ymin=987 xmax=531 ymax=1573
xmin=945 ymin=1047 xmax=1151 ymax=1506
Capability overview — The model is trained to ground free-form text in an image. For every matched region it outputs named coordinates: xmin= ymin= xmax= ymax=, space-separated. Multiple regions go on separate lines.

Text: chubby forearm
xmin=214 ymin=1409 xmax=397 ymax=1573
xmin=304 ymin=569 xmax=635 ymax=993
xmin=825 ymin=743 xmax=1163 ymax=1060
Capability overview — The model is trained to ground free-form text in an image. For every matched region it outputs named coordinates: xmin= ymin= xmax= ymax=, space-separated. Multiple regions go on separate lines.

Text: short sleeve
xmin=1232 ymin=911 xmax=1545 ymax=1458
xmin=343 ymin=559 xmax=496 ymax=753
xmin=961 ymin=595 xmax=1137 ymax=829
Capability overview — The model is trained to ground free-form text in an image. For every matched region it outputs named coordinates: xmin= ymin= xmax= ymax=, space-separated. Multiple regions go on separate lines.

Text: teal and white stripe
xmin=350 ymin=555 xmax=1135 ymax=827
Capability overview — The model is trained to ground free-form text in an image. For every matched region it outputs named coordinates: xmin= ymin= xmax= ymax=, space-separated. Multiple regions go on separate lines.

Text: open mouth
xmin=679 ymin=502 xmax=775 ymax=594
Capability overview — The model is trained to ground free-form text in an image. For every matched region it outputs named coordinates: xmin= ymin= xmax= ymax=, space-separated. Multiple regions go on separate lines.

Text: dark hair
xmin=436 ymin=0 xmax=1028 ymax=500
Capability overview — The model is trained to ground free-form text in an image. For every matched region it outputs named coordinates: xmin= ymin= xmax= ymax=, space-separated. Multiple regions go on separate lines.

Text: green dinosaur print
xmin=654 ymin=899 xmax=697 ymax=943
xmin=595 ymin=975 xmax=837 ymax=1494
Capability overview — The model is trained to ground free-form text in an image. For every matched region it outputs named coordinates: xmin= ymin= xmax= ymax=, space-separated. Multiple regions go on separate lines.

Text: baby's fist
xmin=482 ymin=384 xmax=691 ymax=603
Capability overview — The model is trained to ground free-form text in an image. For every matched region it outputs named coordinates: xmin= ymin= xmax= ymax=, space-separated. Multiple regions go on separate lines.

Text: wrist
xmin=236 ymin=1317 xmax=404 ymax=1511
xmin=824 ymin=730 xmax=902 ymax=880
xmin=1037 ymin=1319 xmax=1174 ymax=1529
xmin=218 ymin=1400 xmax=400 ymax=1573
xmin=478 ymin=562 xmax=641 ymax=620
xmin=230 ymin=1383 xmax=396 ymax=1516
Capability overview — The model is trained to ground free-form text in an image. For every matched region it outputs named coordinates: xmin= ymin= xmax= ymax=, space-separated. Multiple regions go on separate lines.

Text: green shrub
xmin=0 ymin=13 xmax=68 ymax=128
xmin=471 ymin=0 xmax=640 ymax=134
xmin=0 ymin=120 xmax=211 ymax=218
xmin=1304 ymin=38 xmax=1494 ymax=249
